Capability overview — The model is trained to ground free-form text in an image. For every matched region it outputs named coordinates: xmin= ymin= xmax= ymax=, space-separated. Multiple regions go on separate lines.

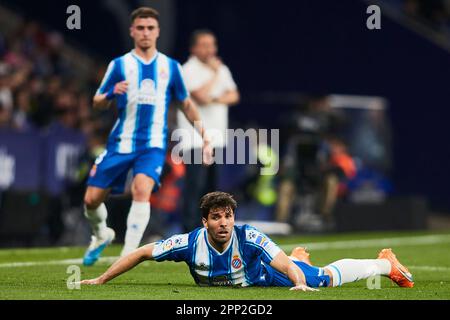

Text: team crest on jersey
xmin=159 ymin=68 xmax=169 ymax=80
xmin=138 ymin=79 xmax=157 ymax=105
xmin=231 ymin=255 xmax=242 ymax=269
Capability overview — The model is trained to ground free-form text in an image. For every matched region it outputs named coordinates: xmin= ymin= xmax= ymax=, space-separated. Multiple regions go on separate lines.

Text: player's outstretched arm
xmin=80 ymin=243 xmax=154 ymax=285
xmin=270 ymin=251 xmax=319 ymax=292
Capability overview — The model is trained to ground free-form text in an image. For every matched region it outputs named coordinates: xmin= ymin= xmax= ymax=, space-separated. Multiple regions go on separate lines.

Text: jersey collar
xmin=204 ymin=228 xmax=234 ymax=256
xmin=131 ymin=49 xmax=158 ymax=65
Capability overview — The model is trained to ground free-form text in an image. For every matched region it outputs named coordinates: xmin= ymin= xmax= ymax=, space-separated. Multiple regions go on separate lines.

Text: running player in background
xmin=80 ymin=191 xmax=414 ymax=290
xmin=82 ymin=7 xmax=213 ymax=266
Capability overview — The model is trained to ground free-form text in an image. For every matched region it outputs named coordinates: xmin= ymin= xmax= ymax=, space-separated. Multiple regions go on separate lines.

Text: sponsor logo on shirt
xmin=138 ymin=78 xmax=157 ymax=105
xmin=196 ymin=262 xmax=209 ymax=271
xmin=212 ymin=275 xmax=233 ymax=286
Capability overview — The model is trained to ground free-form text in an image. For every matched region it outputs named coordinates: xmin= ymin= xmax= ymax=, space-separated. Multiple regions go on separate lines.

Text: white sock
xmin=84 ymin=203 xmax=108 ymax=240
xmin=326 ymin=259 xmax=391 ymax=287
xmin=122 ymin=201 xmax=151 ymax=256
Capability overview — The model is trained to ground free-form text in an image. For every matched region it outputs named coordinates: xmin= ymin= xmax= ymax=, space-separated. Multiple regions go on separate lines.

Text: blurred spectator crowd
xmin=0 ymin=19 xmax=123 ymax=246
xmin=0 ymin=20 xmax=113 ymax=155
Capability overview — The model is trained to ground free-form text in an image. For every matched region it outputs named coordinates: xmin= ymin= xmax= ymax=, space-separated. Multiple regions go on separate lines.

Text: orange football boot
xmin=290 ymin=247 xmax=312 ymax=266
xmin=377 ymin=248 xmax=414 ymax=288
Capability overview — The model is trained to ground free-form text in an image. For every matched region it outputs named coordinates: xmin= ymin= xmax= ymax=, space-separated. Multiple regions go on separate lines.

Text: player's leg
xmin=121 ymin=148 xmax=165 ymax=256
xmin=82 ymin=186 xmax=116 ymax=266
xmin=83 ymin=150 xmax=134 ymax=265
xmin=323 ymin=249 xmax=413 ymax=287
xmin=84 ymin=186 xmax=111 ymax=240
xmin=121 ymin=173 xmax=154 ymax=256
xmin=324 ymin=259 xmax=390 ymax=287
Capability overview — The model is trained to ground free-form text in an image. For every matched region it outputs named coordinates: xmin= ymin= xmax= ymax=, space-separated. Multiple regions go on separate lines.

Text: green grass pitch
xmin=0 ymin=230 xmax=449 ymax=300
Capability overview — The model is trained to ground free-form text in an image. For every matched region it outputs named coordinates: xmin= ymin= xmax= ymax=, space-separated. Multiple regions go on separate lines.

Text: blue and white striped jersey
xmin=152 ymin=224 xmax=282 ymax=287
xmin=97 ymin=50 xmax=189 ymax=153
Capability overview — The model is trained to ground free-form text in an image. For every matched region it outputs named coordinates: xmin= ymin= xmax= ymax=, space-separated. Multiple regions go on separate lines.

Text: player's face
xmin=130 ymin=17 xmax=160 ymax=50
xmin=203 ymin=207 xmax=234 ymax=245
xmin=192 ymin=34 xmax=217 ymax=63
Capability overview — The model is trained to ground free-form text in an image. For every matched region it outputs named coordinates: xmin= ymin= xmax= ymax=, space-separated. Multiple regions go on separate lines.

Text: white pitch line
xmin=0 ymin=257 xmax=119 ymax=268
xmin=409 ymin=266 xmax=450 ymax=272
xmin=279 ymin=234 xmax=450 ymax=251
xmin=0 ymin=234 xmax=449 ymax=269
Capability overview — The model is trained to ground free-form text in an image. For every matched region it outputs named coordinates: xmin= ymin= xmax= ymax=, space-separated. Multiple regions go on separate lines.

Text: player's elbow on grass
xmin=138 ymin=243 xmax=154 ymax=260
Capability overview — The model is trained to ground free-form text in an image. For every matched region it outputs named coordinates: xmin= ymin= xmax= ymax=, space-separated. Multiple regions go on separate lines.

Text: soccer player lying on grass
xmin=81 ymin=191 xmax=414 ymax=290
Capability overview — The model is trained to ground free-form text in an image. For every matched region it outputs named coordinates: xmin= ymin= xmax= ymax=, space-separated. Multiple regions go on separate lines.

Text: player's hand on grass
xmin=114 ymin=81 xmax=129 ymax=95
xmin=79 ymin=277 xmax=104 ymax=285
xmin=289 ymin=284 xmax=319 ymax=292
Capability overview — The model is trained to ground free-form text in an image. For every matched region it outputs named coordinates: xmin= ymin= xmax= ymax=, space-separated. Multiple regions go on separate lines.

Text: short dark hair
xmin=189 ymin=29 xmax=216 ymax=48
xmin=200 ymin=191 xmax=237 ymax=219
xmin=130 ymin=7 xmax=160 ymax=24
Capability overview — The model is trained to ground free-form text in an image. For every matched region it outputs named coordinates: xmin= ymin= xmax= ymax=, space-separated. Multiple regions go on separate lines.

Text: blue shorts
xmin=264 ymin=261 xmax=331 ymax=288
xmin=87 ymin=148 xmax=166 ymax=194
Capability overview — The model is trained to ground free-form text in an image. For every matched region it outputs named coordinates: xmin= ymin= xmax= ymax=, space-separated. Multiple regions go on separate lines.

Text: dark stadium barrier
xmin=334 ymin=196 xmax=429 ymax=232
xmin=0 ymin=127 xmax=87 ymax=246
xmin=0 ymin=191 xmax=51 ymax=246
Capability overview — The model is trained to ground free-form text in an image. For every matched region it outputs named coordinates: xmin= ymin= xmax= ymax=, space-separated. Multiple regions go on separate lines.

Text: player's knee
xmin=84 ymin=193 xmax=101 ymax=210
xmin=132 ymin=191 xmax=150 ymax=202
xmin=132 ymin=181 xmax=153 ymax=201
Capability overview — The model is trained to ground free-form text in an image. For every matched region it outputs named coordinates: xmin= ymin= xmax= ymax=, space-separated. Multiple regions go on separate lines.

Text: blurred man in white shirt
xmin=177 ymin=29 xmax=239 ymax=232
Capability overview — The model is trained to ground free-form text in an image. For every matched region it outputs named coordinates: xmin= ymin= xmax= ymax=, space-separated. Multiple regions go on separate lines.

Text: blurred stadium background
xmin=0 ymin=0 xmax=449 ymax=248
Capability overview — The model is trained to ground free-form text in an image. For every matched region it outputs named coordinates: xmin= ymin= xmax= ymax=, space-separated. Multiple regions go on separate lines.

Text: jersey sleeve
xmin=96 ymin=59 xmax=122 ymax=96
xmin=170 ymin=60 xmax=189 ymax=102
xmin=152 ymin=233 xmax=190 ymax=262
xmin=244 ymin=226 xmax=281 ymax=265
